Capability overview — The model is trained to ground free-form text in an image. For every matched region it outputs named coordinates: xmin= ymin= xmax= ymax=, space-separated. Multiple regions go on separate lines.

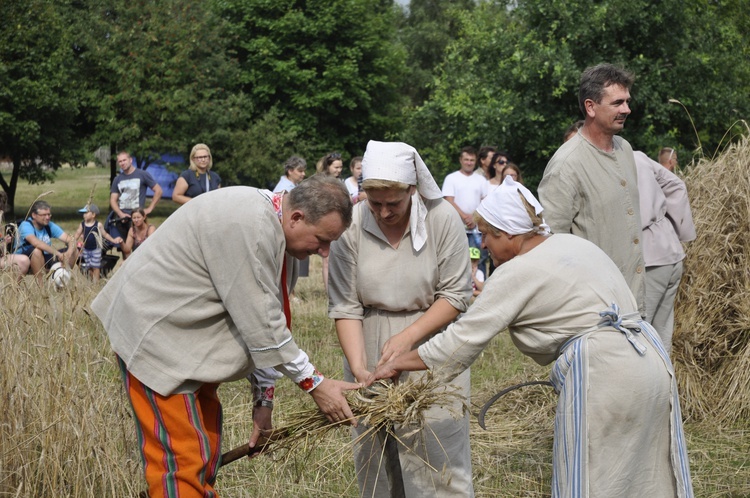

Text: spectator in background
xmin=317 ymin=151 xmax=344 ymax=179
xmin=14 ymin=200 xmax=78 ymax=284
xmin=122 ymin=208 xmax=156 ymax=256
xmin=487 ymin=151 xmax=513 ymax=189
xmin=563 ymin=120 xmax=585 ymax=142
xmin=317 ymin=151 xmax=345 ymax=291
xmin=539 ymin=63 xmax=646 ymax=316
xmin=73 ymin=203 xmax=123 ymax=283
xmin=442 ymin=146 xmax=487 ymax=248
xmin=476 ymin=145 xmax=497 ymax=178
xmin=500 ymin=162 xmax=524 ymax=183
xmin=487 ymin=154 xmax=503 ymax=188
xmin=109 ymin=150 xmax=162 ymax=257
xmin=345 ymin=156 xmax=365 ymax=203
xmin=273 ymin=155 xmax=307 ymax=193
xmin=634 ymin=151 xmax=695 ymax=354
xmin=172 ymin=144 xmax=222 ymax=205
xmin=658 ymin=147 xmax=678 ymax=172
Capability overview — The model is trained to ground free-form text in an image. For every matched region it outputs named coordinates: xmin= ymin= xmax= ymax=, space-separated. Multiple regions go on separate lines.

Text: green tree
xmin=74 ymin=0 xmax=241 ymax=181
xmin=215 ymin=0 xmax=409 ymax=165
xmin=0 ymin=0 xmax=83 ymax=215
xmin=397 ymin=0 xmax=476 ymax=106
xmin=402 ymin=0 xmax=750 ymax=187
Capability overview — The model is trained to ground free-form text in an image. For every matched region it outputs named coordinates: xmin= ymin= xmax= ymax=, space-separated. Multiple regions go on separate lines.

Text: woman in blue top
xmin=172 ymin=144 xmax=221 ymax=205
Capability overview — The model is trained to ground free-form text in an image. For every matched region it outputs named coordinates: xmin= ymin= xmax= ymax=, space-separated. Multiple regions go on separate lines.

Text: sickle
xmin=477 ymin=380 xmax=554 ymax=430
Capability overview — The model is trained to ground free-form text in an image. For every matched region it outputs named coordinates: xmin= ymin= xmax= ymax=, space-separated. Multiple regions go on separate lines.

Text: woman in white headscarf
xmin=368 ymin=176 xmax=694 ymax=498
xmin=328 ymin=141 xmax=474 ymax=498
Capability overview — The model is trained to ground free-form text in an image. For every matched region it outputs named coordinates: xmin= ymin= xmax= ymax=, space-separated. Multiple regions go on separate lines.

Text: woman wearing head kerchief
xmin=172 ymin=144 xmax=222 ymax=205
xmin=368 ymin=176 xmax=694 ymax=498
xmin=328 ymin=141 xmax=474 ymax=498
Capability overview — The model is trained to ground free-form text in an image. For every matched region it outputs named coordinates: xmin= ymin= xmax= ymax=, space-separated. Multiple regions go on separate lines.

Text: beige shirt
xmin=328 ymin=197 xmax=472 ymax=319
xmin=92 ymin=187 xmax=304 ymax=396
xmin=633 ymin=151 xmax=696 ymax=267
xmin=538 ymin=132 xmax=646 ymax=315
xmin=419 ymin=234 xmax=638 ymax=370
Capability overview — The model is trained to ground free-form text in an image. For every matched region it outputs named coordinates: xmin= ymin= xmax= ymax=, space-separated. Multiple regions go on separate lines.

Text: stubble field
xmin=1 ymin=167 xmax=748 ymax=497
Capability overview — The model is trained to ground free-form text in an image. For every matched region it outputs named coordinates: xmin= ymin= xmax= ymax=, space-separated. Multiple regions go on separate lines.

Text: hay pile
xmin=673 ymin=132 xmax=750 ymax=424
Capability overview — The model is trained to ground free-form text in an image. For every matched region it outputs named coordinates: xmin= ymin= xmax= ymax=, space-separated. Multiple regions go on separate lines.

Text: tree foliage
xmin=397 ymin=0 xmax=476 ymax=105
xmin=0 ymin=0 xmax=82 ymax=214
xmin=402 ymin=0 xmax=750 ymax=187
xmin=1 ymin=0 xmax=748 ymax=212
xmin=73 ymin=0 xmax=241 ymax=178
xmin=215 ymin=0 xmax=409 ymax=160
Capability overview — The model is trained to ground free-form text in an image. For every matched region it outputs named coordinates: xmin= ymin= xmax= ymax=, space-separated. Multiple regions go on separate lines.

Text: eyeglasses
xmin=495 ymin=159 xmax=508 ymax=165
xmin=328 ymin=152 xmax=342 ymax=160
xmin=194 ymin=155 xmax=210 ymax=160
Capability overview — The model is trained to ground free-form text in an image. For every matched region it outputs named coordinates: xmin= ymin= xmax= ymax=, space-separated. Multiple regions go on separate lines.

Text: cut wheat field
xmin=1 ymin=167 xmax=748 ymax=497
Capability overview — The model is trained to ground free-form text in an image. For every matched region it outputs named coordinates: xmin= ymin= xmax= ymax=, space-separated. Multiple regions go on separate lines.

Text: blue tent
xmin=144 ymin=153 xmax=183 ymax=200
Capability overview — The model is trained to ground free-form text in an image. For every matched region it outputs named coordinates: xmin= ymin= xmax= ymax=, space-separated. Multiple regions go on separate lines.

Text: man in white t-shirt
xmin=442 ymin=146 xmax=489 ymax=251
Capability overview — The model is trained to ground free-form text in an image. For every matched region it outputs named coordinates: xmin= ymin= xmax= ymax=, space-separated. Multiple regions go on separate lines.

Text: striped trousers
xmin=118 ymin=357 xmax=223 ymax=497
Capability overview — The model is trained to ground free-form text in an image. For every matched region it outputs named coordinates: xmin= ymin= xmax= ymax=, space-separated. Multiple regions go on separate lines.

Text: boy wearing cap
xmin=470 ymin=246 xmax=485 ymax=297
xmin=74 ymin=204 xmax=123 ymax=282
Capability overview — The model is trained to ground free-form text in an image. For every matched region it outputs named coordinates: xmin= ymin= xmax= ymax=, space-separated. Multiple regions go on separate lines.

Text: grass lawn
xmin=1 ymin=168 xmax=748 ymax=497
xmin=4 ymin=165 xmax=179 ymax=234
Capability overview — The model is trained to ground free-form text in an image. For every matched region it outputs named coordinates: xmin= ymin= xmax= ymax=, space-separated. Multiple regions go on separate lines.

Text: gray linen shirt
xmin=538 ymin=131 xmax=646 ymax=315
xmin=92 ymin=187 xmax=303 ymax=396
xmin=328 ymin=197 xmax=471 ymax=320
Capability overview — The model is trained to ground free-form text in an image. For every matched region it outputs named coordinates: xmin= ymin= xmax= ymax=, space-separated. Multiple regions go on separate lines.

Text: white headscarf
xmin=476 ymin=176 xmax=550 ymax=236
xmin=361 ymin=141 xmax=443 ymax=251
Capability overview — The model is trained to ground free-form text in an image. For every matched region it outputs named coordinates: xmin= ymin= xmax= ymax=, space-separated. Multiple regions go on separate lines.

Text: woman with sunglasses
xmin=486 ymin=150 xmax=514 ymax=190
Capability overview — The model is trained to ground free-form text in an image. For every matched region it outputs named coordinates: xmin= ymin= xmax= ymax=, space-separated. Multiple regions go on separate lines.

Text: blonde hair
xmin=361 ymin=179 xmax=410 ymax=191
xmin=189 ymin=143 xmax=213 ymax=172
xmin=474 ymin=212 xmax=503 ymax=236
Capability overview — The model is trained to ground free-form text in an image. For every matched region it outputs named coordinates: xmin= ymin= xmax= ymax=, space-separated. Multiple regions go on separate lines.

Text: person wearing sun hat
xmin=328 ymin=140 xmax=474 ymax=498
xmin=368 ymin=175 xmax=694 ymax=498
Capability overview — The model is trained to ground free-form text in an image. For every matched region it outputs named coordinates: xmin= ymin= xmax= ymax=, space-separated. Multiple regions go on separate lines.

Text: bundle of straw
xmin=253 ymin=372 xmax=467 ymax=457
xmin=673 ymin=131 xmax=750 ymax=424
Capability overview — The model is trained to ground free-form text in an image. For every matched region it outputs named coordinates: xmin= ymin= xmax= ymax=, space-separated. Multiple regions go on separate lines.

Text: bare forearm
xmin=394 ymin=349 xmax=428 ymax=372
xmin=335 ymin=318 xmax=368 ymax=381
xmin=403 ymin=298 xmax=460 ymax=344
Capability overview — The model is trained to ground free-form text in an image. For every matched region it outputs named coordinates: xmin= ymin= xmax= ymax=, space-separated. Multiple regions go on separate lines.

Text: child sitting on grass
xmin=73 ymin=204 xmax=122 ymax=283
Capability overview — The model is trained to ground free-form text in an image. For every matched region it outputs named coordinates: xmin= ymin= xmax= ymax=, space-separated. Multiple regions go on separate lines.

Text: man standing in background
xmin=539 ymin=63 xmax=646 ymax=315
xmin=442 ymin=146 xmax=488 ymax=252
